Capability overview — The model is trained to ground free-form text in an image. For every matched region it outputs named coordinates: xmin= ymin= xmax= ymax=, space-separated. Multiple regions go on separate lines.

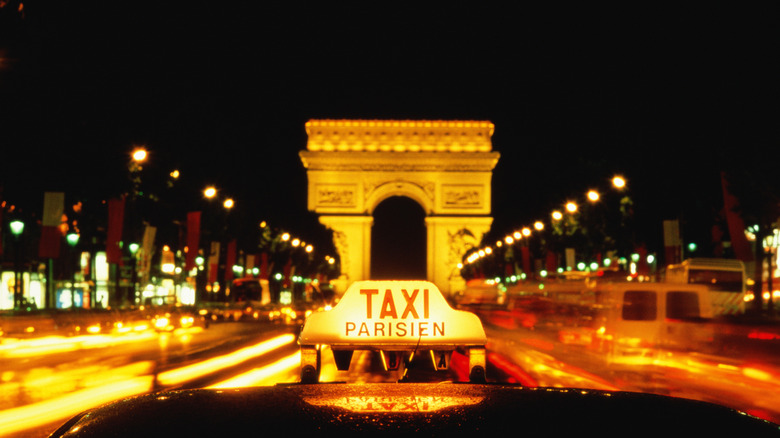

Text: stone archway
xmin=299 ymin=119 xmax=499 ymax=295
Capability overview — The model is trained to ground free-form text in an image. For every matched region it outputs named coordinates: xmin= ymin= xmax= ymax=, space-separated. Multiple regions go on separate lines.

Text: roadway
xmin=2 ymin=311 xmax=779 ymax=436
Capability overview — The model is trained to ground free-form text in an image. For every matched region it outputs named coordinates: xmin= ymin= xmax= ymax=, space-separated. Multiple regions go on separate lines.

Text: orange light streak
xmin=208 ymin=352 xmax=301 ymax=388
xmin=0 ymin=375 xmax=154 ymax=435
xmin=156 ymin=333 xmax=296 ymax=386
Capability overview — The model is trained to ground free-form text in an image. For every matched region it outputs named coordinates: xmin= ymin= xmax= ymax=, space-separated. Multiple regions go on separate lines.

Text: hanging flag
xmin=245 ymin=254 xmax=255 ymax=277
xmin=39 ymin=192 xmax=65 ymax=259
xmin=635 ymin=245 xmax=649 ymax=275
xmin=545 ymin=251 xmax=557 ymax=273
xmin=721 ymin=172 xmax=753 ymax=262
xmin=139 ymin=225 xmax=156 ymax=284
xmin=283 ymin=256 xmax=292 ymax=288
xmin=224 ymin=239 xmax=237 ymax=285
xmin=260 ymin=252 xmax=269 ymax=279
xmin=207 ymin=241 xmax=220 ymax=284
xmin=185 ymin=211 xmax=201 ymax=271
xmin=106 ymin=197 xmax=125 ymax=264
xmin=521 ymin=246 xmax=531 ymax=274
xmin=0 ymin=192 xmax=3 ymax=257
xmin=663 ymin=219 xmax=682 ymax=265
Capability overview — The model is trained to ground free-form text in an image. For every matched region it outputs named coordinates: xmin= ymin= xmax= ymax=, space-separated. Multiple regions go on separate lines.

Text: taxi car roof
xmin=50 ymin=382 xmax=779 ymax=436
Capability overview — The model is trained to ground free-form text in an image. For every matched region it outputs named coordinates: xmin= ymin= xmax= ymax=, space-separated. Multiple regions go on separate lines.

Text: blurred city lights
xmin=131 ymin=147 xmax=147 ymax=163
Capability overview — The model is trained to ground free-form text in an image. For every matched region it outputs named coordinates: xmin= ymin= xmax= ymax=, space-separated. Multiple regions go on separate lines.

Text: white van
xmin=592 ymin=282 xmax=714 ymax=364
xmin=665 ymin=258 xmax=747 ymax=316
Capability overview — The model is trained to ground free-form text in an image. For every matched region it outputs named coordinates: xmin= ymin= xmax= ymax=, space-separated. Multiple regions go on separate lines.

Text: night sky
xmin=1 ymin=3 xmax=778 ymax=260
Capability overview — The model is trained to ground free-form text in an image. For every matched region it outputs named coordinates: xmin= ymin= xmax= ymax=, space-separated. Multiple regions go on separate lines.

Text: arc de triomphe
xmin=299 ymin=119 xmax=499 ymax=295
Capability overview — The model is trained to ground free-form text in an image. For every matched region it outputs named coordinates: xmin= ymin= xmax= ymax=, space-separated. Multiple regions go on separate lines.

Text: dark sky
xmin=1 ymin=3 xmax=778 ymax=257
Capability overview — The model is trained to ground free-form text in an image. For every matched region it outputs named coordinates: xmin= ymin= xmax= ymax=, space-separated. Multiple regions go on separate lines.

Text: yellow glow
xmin=522 ymin=227 xmax=531 ymax=237
xmin=0 ymin=372 xmax=153 ymax=435
xmin=305 ymin=119 xmax=494 ymax=152
xmin=157 ymin=334 xmax=296 ymax=386
xmin=534 ymin=221 xmax=544 ymax=231
xmin=131 ymin=148 xmax=147 ymax=162
xmin=552 ymin=210 xmax=563 ymax=221
xmin=565 ymin=202 xmax=577 ymax=213
xmin=281 ymin=233 xmax=290 ymax=241
xmin=204 ymin=186 xmax=217 ymax=199
xmin=587 ymin=190 xmax=600 ymax=202
xmin=742 ymin=367 xmax=773 ymax=382
xmin=299 ymin=280 xmax=487 ymax=348
xmin=304 ymin=394 xmax=484 ymax=412
xmin=505 ymin=236 xmax=514 ymax=245
xmin=223 ymin=198 xmax=234 ymax=209
xmin=612 ymin=175 xmax=626 ymax=189
xmin=209 ymin=352 xmax=301 ymax=388
xmin=154 ymin=317 xmax=170 ymax=330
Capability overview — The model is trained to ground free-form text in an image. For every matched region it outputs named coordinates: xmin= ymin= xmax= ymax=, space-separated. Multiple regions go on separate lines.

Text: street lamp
xmin=67 ymin=232 xmax=80 ymax=308
xmin=132 ymin=147 xmax=148 ymax=163
xmin=9 ymin=220 xmax=25 ymax=309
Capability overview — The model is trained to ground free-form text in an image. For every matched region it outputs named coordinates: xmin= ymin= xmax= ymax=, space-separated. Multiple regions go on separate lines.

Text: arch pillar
xmin=319 ymin=215 xmax=373 ymax=294
xmin=426 ymin=216 xmax=493 ymax=295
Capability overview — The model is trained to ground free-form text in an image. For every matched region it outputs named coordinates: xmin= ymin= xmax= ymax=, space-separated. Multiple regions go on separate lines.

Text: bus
xmin=504 ymin=279 xmax=715 ymax=364
xmin=664 ymin=258 xmax=747 ymax=316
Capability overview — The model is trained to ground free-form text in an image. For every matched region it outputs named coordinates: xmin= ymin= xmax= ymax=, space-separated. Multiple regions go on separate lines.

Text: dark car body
xmin=50 ymin=382 xmax=779 ymax=436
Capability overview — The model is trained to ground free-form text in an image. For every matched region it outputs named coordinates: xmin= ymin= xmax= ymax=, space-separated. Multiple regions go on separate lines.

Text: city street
xmin=3 ymin=309 xmax=779 ymax=437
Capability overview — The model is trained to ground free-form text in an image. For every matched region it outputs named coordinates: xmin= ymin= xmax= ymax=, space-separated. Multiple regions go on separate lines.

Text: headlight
xmin=154 ymin=317 xmax=170 ymax=329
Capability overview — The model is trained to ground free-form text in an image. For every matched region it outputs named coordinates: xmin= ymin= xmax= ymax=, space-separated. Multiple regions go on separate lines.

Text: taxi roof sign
xmin=299 ymin=280 xmax=487 ymax=383
xmin=300 ymin=280 xmax=486 ymax=348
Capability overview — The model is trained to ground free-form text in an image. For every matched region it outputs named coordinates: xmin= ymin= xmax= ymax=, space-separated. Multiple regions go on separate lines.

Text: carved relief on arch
xmin=365 ymin=179 xmax=434 ymax=215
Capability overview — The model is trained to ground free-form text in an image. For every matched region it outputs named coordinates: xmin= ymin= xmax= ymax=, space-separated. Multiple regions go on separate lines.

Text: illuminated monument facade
xmin=299 ymin=120 xmax=500 ymax=294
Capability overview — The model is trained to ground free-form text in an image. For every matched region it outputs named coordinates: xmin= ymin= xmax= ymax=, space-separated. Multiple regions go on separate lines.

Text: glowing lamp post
xmin=67 ymin=232 xmax=80 ymax=308
xmin=10 ymin=220 xmax=25 ymax=309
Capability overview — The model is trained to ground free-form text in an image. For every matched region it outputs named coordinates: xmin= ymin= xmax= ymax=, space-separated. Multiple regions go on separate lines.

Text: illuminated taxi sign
xmin=299 ymin=280 xmax=486 ymax=347
xmin=299 ymin=280 xmax=487 ymax=383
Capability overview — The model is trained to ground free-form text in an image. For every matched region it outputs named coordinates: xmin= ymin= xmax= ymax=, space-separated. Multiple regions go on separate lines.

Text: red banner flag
xmin=0 ymin=192 xmax=3 ymax=257
xmin=521 ymin=246 xmax=532 ymax=274
xmin=39 ymin=192 xmax=64 ymax=259
xmin=185 ymin=211 xmax=201 ymax=271
xmin=721 ymin=172 xmax=753 ymax=262
xmin=106 ymin=197 xmax=125 ymax=264
xmin=259 ymin=252 xmax=269 ymax=279
xmin=224 ymin=239 xmax=237 ymax=285
xmin=208 ymin=241 xmax=220 ymax=284
xmin=546 ymin=251 xmax=557 ymax=273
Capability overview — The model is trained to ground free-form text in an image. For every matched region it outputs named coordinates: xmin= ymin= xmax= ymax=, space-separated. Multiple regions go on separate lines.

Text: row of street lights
xmin=461 ymin=175 xmax=643 ymax=282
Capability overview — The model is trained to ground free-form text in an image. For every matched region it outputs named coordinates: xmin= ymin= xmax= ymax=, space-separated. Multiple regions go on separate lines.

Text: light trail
xmin=156 ymin=333 xmax=297 ymax=386
xmin=1 ymin=332 xmax=298 ymax=436
xmin=208 ymin=352 xmax=301 ymax=388
xmin=0 ymin=372 xmax=154 ymax=435
xmin=0 ymin=331 xmax=158 ymax=358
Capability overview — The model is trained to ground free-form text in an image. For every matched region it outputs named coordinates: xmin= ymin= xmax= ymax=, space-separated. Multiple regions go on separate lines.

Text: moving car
xmin=48 ymin=280 xmax=780 ymax=436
